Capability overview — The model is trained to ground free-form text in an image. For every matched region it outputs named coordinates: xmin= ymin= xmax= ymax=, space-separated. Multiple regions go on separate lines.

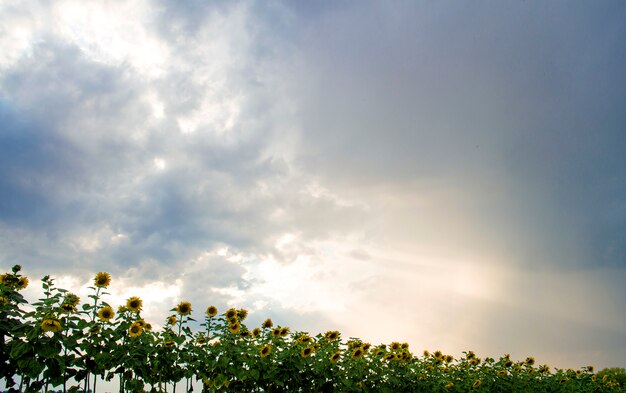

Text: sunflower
xmin=65 ymin=293 xmax=80 ymax=306
xmin=41 ymin=318 xmax=62 ymax=333
xmin=237 ymin=308 xmax=248 ymax=320
xmin=525 ymin=357 xmax=535 ymax=366
xmin=445 ymin=383 xmax=454 ymax=389
xmin=94 ymin=272 xmax=111 ymax=288
xmin=361 ymin=343 xmax=371 ymax=352
xmin=401 ymin=342 xmax=409 ymax=350
xmin=301 ymin=346 xmax=314 ymax=358
xmin=176 ymin=301 xmax=192 ymax=315
xmin=225 ymin=308 xmax=237 ymax=320
xmin=126 ymin=296 xmax=143 ymax=313
xmin=240 ymin=329 xmax=251 ymax=338
xmin=167 ymin=315 xmax=177 ymax=325
xmin=145 ymin=323 xmax=152 ymax=332
xmin=384 ymin=354 xmax=395 ymax=361
xmin=351 ymin=348 xmax=364 ymax=359
xmin=128 ymin=321 xmax=143 ymax=338
xmin=472 ymin=380 xmax=481 ymax=389
xmin=445 ymin=355 xmax=454 ymax=363
xmin=329 ymin=351 xmax=341 ymax=363
xmin=16 ymin=276 xmax=29 ymax=290
xmin=539 ymin=365 xmax=550 ymax=373
xmin=433 ymin=350 xmax=443 ymax=359
xmin=297 ymin=335 xmax=312 ymax=344
xmin=466 ymin=351 xmax=476 ymax=359
xmin=470 ymin=358 xmax=480 ymax=366
xmin=390 ymin=342 xmax=402 ymax=351
xmin=206 ymin=305 xmax=218 ymax=317
xmin=279 ymin=327 xmax=289 ymax=337
xmin=423 ymin=350 xmax=430 ymax=357
xmin=262 ymin=318 xmax=274 ymax=329
xmin=325 ymin=331 xmax=340 ymax=340
xmin=197 ymin=335 xmax=207 ymax=344
xmin=97 ymin=306 xmax=115 ymax=322
xmin=272 ymin=328 xmax=281 ymax=337
xmin=251 ymin=328 xmax=261 ymax=337
xmin=260 ymin=344 xmax=272 ymax=358
xmin=229 ymin=322 xmax=241 ymax=334
xmin=504 ymin=359 xmax=513 ymax=368
xmin=134 ymin=319 xmax=146 ymax=327
xmin=164 ymin=340 xmax=175 ymax=348
xmin=497 ymin=370 xmax=508 ymax=376
xmin=228 ymin=317 xmax=238 ymax=325
xmin=60 ymin=303 xmax=75 ymax=313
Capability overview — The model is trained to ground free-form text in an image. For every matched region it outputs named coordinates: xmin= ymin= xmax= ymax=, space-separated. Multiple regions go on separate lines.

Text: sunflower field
xmin=1 ymin=265 xmax=624 ymax=392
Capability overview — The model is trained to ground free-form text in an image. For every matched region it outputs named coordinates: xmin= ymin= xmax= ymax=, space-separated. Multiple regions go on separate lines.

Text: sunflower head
xmin=470 ymin=358 xmax=480 ymax=366
xmin=41 ymin=318 xmax=62 ymax=333
xmin=445 ymin=355 xmax=454 ymax=363
xmin=145 ymin=323 xmax=152 ymax=331
xmin=301 ymin=346 xmax=314 ymax=358
xmin=16 ymin=276 xmax=29 ymax=290
xmin=297 ymin=335 xmax=312 ymax=345
xmin=164 ymin=340 xmax=175 ymax=348
xmin=97 ymin=306 xmax=115 ymax=322
xmin=525 ymin=357 xmax=535 ymax=366
xmin=272 ymin=328 xmax=281 ymax=337
xmin=176 ymin=301 xmax=192 ymax=316
xmin=279 ymin=327 xmax=289 ymax=337
xmin=504 ymin=359 xmax=513 ymax=368
xmin=128 ymin=321 xmax=143 ymax=338
xmin=94 ymin=272 xmax=111 ymax=288
xmin=229 ymin=322 xmax=241 ymax=334
xmin=65 ymin=293 xmax=80 ymax=306
xmin=330 ymin=351 xmax=341 ymax=363
xmin=167 ymin=315 xmax=177 ymax=325
xmin=423 ymin=350 xmax=430 ymax=357
xmin=225 ymin=308 xmax=237 ymax=320
xmin=197 ymin=335 xmax=207 ymax=344
xmin=206 ymin=305 xmax=218 ymax=317
xmin=351 ymin=348 xmax=364 ymax=359
xmin=472 ymin=380 xmax=481 ymax=389
xmin=237 ymin=308 xmax=248 ymax=320
xmin=391 ymin=342 xmax=402 ymax=351
xmin=262 ymin=318 xmax=273 ymax=329
xmin=126 ymin=296 xmax=143 ymax=313
xmin=251 ymin=327 xmax=261 ymax=338
xmin=260 ymin=344 xmax=272 ymax=358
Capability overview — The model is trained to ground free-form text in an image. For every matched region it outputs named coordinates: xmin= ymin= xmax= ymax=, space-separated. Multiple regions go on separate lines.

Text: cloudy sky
xmin=1 ymin=0 xmax=625 ymax=370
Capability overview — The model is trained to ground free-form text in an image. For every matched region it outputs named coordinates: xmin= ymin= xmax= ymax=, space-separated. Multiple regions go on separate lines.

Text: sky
xmin=1 ymin=0 xmax=625 ymax=372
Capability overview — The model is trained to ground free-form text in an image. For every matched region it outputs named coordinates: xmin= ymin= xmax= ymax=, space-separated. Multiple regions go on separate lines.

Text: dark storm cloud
xmin=286 ymin=1 xmax=626 ymax=268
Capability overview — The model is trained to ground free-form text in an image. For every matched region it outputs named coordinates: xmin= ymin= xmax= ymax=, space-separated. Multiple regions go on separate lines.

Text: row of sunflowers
xmin=1 ymin=265 xmax=623 ymax=392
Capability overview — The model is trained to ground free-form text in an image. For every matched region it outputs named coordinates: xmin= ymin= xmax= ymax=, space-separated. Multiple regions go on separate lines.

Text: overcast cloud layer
xmin=1 ymin=0 xmax=625 ymax=370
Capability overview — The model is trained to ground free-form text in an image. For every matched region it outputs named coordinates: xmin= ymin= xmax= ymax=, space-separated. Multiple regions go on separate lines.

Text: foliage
xmin=1 ymin=265 xmax=623 ymax=392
